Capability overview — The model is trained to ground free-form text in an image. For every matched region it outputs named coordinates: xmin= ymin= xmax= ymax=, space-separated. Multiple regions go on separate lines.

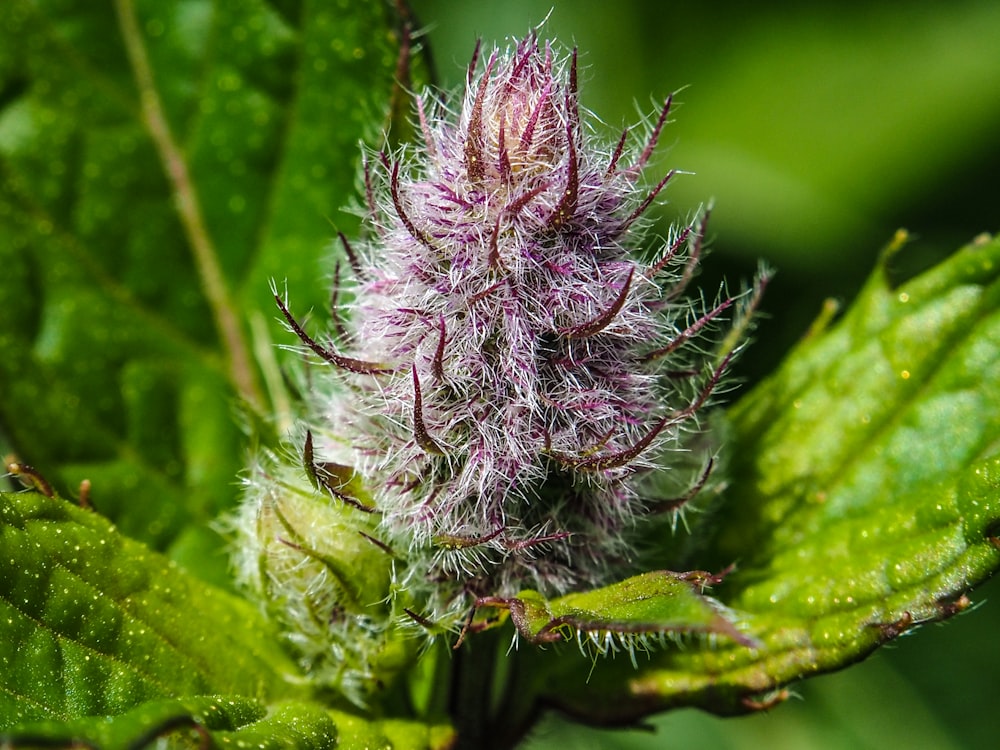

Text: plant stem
xmin=451 ymin=628 xmax=505 ymax=750
xmin=114 ymin=0 xmax=264 ymax=409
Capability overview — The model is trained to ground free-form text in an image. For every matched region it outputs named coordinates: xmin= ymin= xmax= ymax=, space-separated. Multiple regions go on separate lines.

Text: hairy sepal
xmin=478 ymin=570 xmax=753 ymax=660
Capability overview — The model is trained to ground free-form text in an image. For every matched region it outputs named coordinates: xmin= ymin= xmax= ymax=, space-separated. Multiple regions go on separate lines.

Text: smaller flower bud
xmin=231 ymin=429 xmax=416 ymax=705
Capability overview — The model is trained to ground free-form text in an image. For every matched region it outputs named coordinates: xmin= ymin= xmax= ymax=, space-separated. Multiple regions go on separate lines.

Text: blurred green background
xmin=409 ymin=1 xmax=1000 ymax=748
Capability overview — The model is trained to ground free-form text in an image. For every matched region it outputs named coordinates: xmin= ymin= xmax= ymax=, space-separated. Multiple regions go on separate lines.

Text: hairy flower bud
xmin=232 ymin=432 xmax=415 ymax=704
xmin=234 ymin=31 xmax=762 ymax=705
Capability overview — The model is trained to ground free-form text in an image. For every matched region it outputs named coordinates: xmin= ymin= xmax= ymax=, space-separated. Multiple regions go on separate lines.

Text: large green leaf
xmin=0 ymin=694 xmax=455 ymax=749
xmin=505 ymin=233 xmax=1000 ymax=727
xmin=0 ymin=490 xmax=303 ymax=728
xmin=0 ymin=0 xmax=416 ymax=563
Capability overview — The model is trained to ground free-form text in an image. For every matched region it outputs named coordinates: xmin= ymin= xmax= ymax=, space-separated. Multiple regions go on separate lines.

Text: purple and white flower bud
xmin=235 ymin=31 xmax=761 ymax=703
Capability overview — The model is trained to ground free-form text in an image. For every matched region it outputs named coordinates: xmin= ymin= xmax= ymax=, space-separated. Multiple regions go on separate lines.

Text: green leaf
xmin=0 ymin=491 xmax=304 ymax=728
xmin=0 ymin=696 xmax=272 ymax=749
xmin=481 ymin=570 xmax=752 ymax=651
xmin=507 ymin=233 xmax=1000 ymax=725
xmin=0 ymin=0 xmax=417 ymax=560
xmin=1 ymin=694 xmax=455 ymax=750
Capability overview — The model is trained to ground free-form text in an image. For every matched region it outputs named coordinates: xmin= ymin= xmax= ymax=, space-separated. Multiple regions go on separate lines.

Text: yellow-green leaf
xmin=509 ymin=233 xmax=1000 ymax=724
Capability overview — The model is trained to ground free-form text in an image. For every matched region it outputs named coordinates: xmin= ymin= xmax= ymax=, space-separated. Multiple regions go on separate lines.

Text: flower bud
xmin=232 ymin=429 xmax=415 ymax=705
xmin=235 ymin=31 xmax=760 ymax=704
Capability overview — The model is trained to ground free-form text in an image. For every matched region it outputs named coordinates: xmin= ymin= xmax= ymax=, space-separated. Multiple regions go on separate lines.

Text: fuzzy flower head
xmin=343 ymin=34 xmax=739 ymax=591
xmin=237 ymin=31 xmax=761 ymax=703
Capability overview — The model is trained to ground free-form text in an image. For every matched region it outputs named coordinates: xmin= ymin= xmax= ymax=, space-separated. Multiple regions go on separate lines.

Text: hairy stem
xmin=114 ymin=0 xmax=264 ymax=408
xmin=451 ymin=630 xmax=505 ymax=750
